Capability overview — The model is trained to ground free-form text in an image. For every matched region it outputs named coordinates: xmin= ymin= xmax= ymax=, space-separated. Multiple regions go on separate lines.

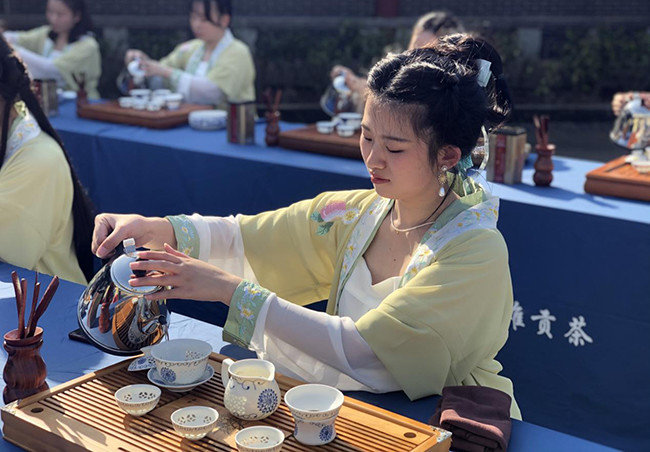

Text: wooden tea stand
xmin=77 ymin=101 xmax=211 ymax=129
xmin=584 ymin=155 xmax=650 ymax=202
xmin=278 ymin=125 xmax=362 ymax=159
xmin=2 ymin=353 xmax=451 ymax=451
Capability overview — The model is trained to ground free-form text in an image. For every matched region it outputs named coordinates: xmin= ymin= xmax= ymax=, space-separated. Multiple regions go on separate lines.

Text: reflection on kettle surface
xmin=78 ymin=239 xmax=169 ymax=355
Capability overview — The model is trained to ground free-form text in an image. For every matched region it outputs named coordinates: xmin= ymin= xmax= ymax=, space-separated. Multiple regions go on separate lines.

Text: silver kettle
xmin=77 ymin=238 xmax=169 ymax=355
xmin=610 ymin=95 xmax=650 ymax=150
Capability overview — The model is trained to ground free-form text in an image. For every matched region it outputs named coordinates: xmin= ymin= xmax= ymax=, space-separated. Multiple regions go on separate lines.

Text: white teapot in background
xmin=221 ymin=358 xmax=280 ymax=420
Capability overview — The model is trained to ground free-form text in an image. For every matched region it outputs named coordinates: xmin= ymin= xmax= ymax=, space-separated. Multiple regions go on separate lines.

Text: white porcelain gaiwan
xmin=235 ymin=426 xmax=285 ymax=452
xmin=151 ymin=338 xmax=212 ymax=385
xmin=114 ymin=384 xmax=161 ymax=416
xmin=171 ymin=406 xmax=219 ymax=440
xmin=284 ymin=383 xmax=344 ymax=446
xmin=221 ymin=358 xmax=280 ymax=420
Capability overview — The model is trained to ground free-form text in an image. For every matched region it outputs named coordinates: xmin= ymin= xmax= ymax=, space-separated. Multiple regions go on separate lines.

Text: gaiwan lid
xmin=110 ymin=238 xmax=160 ymax=295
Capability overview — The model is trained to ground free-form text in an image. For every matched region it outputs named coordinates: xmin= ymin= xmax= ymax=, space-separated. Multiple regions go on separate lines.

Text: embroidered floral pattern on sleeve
xmin=165 ymin=215 xmax=199 ymax=258
xmin=310 ymin=201 xmax=360 ymax=236
xmin=223 ymin=280 xmax=271 ymax=348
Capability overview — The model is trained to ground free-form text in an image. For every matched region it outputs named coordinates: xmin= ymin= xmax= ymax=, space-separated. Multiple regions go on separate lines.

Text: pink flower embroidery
xmin=320 ymin=202 xmax=347 ymax=222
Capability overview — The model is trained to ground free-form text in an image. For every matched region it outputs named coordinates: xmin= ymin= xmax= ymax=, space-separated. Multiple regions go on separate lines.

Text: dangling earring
xmin=438 ymin=165 xmax=448 ymax=197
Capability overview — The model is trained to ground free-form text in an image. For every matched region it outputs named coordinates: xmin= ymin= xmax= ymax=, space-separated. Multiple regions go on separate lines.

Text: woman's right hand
xmin=330 ymin=64 xmax=352 ymax=80
xmin=92 ymin=214 xmax=176 ymax=259
xmin=124 ymin=49 xmax=149 ymax=65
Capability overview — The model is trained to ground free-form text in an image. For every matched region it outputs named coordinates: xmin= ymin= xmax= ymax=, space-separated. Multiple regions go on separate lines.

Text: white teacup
xmin=337 ymin=112 xmax=362 ymax=129
xmin=165 ymin=93 xmax=183 ymax=110
xmin=316 ymin=120 xmax=336 ymax=134
xmin=336 ymin=123 xmax=356 ymax=138
xmin=235 ymin=426 xmax=285 ymax=452
xmin=152 ymin=89 xmax=172 ymax=99
xmin=221 ymin=358 xmax=280 ymax=420
xmin=118 ymin=96 xmax=134 ymax=108
xmin=171 ymin=406 xmax=219 ymax=440
xmin=284 ymin=384 xmax=344 ymax=446
xmin=114 ymin=384 xmax=160 ymax=416
xmin=132 ymin=98 xmax=148 ymax=110
xmin=151 ymin=338 xmax=212 ymax=385
xmin=129 ymin=88 xmax=151 ymax=100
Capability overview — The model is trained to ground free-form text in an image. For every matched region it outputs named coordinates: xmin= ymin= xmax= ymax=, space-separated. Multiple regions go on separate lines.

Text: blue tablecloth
xmin=48 ymin=101 xmax=650 ymax=450
xmin=0 ymin=264 xmax=617 ymax=451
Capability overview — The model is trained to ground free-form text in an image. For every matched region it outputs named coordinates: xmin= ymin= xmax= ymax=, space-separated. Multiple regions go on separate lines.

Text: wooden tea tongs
xmin=10 ymin=271 xmax=59 ymax=339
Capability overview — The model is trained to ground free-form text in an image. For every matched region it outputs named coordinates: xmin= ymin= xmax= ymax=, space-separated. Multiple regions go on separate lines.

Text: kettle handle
xmin=221 ymin=358 xmax=234 ymax=387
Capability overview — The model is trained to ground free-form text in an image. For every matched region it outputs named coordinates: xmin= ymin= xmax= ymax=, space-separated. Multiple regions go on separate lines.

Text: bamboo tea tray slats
xmin=277 ymin=125 xmax=362 ymax=159
xmin=77 ymin=101 xmax=211 ymax=129
xmin=584 ymin=155 xmax=650 ymax=201
xmin=2 ymin=353 xmax=451 ymax=452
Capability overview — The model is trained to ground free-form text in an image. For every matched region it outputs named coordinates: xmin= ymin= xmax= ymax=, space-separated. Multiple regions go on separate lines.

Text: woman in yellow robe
xmin=4 ymin=0 xmax=101 ymax=99
xmin=0 ymin=35 xmax=94 ymax=284
xmin=124 ymin=0 xmax=255 ymax=108
xmin=93 ymin=34 xmax=520 ymax=418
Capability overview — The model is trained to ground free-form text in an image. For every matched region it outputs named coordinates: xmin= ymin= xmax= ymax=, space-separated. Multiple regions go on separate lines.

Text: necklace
xmin=390 ymin=199 xmax=445 ymax=233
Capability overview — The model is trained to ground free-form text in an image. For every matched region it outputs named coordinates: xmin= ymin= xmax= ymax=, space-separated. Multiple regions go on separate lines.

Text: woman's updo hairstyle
xmin=0 ymin=36 xmax=95 ymax=282
xmin=366 ymin=33 xmax=512 ymax=169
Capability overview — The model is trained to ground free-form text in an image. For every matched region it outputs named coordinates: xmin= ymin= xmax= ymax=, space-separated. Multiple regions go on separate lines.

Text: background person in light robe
xmin=0 ymin=35 xmax=94 ymax=284
xmin=92 ymin=34 xmax=521 ymax=418
xmin=124 ymin=0 xmax=255 ymax=108
xmin=328 ymin=10 xmax=465 ymax=113
xmin=4 ymin=0 xmax=101 ymax=99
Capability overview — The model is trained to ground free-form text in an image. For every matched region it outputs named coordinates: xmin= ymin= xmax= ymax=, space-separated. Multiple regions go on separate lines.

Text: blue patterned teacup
xmin=221 ymin=358 xmax=280 ymax=420
xmin=284 ymin=384 xmax=344 ymax=446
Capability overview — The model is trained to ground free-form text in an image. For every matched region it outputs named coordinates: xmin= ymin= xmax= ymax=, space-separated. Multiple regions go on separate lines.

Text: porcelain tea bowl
xmin=118 ymin=97 xmax=134 ymax=108
xmin=316 ymin=120 xmax=336 ymax=134
xmin=189 ymin=110 xmax=227 ymax=131
xmin=171 ymin=406 xmax=219 ymax=440
xmin=284 ymin=384 xmax=344 ymax=446
xmin=114 ymin=384 xmax=161 ymax=416
xmin=165 ymin=93 xmax=183 ymax=110
xmin=129 ymin=88 xmax=151 ymax=100
xmin=151 ymin=338 xmax=212 ymax=385
xmin=336 ymin=123 xmax=356 ymax=138
xmin=221 ymin=358 xmax=281 ymax=420
xmin=337 ymin=112 xmax=362 ymax=130
xmin=235 ymin=426 xmax=285 ymax=452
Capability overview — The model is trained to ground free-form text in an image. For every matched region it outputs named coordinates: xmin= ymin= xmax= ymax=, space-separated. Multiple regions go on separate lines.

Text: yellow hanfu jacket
xmin=15 ymin=26 xmax=101 ymax=99
xmin=159 ymin=36 xmax=255 ymax=108
xmin=0 ymin=105 xmax=86 ymax=284
xmin=219 ymin=188 xmax=520 ymax=418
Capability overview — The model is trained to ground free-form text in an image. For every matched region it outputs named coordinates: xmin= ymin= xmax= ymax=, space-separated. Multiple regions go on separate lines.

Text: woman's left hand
xmin=140 ymin=60 xmax=173 ymax=78
xmin=129 ymin=244 xmax=241 ymax=305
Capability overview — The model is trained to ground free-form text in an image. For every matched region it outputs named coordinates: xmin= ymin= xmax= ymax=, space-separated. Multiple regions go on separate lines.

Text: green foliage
xmin=252 ymin=22 xmax=401 ymax=103
xmin=488 ymin=26 xmax=650 ymax=104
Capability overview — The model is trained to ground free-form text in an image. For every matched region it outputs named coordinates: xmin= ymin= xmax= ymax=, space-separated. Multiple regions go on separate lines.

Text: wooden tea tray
xmin=2 ymin=353 xmax=451 ymax=451
xmin=584 ymin=155 xmax=650 ymax=202
xmin=77 ymin=101 xmax=211 ymax=129
xmin=278 ymin=125 xmax=362 ymax=159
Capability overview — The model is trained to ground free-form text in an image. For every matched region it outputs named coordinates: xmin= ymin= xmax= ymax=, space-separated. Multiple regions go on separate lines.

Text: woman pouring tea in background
xmin=3 ymin=0 xmax=101 ymax=99
xmin=0 ymin=35 xmax=95 ymax=284
xmin=124 ymin=0 xmax=255 ymax=108
xmin=328 ymin=10 xmax=465 ymax=113
xmin=93 ymin=34 xmax=521 ymax=418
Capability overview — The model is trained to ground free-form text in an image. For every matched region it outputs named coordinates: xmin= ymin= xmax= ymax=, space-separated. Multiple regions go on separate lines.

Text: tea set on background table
xmin=89 ymin=240 xmax=345 ymax=447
